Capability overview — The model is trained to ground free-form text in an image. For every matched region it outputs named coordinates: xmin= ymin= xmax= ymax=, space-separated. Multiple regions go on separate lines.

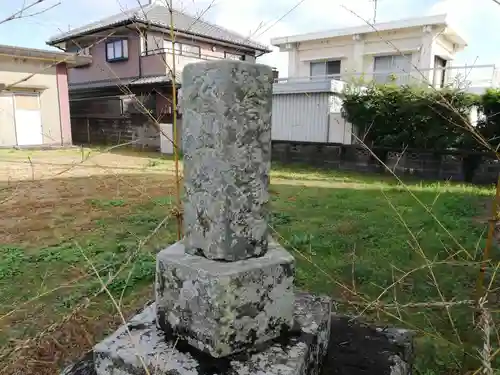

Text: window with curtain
xmin=373 ymin=54 xmax=412 ymax=84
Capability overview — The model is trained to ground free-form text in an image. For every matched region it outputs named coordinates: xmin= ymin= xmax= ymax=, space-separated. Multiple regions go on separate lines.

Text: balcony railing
xmin=274 ymin=64 xmax=499 ymax=93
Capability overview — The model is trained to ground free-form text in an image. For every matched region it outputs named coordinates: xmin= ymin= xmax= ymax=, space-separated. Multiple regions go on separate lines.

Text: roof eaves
xmin=271 ymin=14 xmax=450 ymax=46
xmin=46 ymin=18 xmax=135 ymax=45
xmin=442 ymin=27 xmax=467 ymax=48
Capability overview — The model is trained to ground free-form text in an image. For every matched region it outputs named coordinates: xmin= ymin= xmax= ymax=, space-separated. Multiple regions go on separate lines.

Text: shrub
xmin=476 ymin=88 xmax=500 ymax=151
xmin=341 ymin=83 xmax=480 ymax=151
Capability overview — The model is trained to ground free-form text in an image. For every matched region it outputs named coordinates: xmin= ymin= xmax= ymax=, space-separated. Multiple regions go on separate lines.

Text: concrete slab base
xmin=155 ymin=239 xmax=295 ymax=357
xmin=92 ymin=292 xmax=331 ymax=375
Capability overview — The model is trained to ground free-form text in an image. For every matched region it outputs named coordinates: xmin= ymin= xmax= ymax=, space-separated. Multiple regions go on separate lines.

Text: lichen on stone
xmin=181 ymin=61 xmax=273 ymax=262
xmin=155 ymin=240 xmax=295 ymax=358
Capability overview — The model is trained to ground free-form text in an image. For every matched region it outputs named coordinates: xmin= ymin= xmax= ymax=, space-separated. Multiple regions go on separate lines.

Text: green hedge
xmin=341 ymin=83 xmax=496 ymax=152
xmin=476 ymin=88 xmax=500 ymax=151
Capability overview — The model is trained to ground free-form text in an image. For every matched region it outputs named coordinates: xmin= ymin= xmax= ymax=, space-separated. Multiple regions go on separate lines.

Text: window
xmin=144 ymin=34 xmax=164 ymax=54
xmin=310 ymin=60 xmax=341 ymax=77
xmin=434 ymin=56 xmax=447 ymax=88
xmin=172 ymin=42 xmax=200 ymax=57
xmin=373 ymin=54 xmax=411 ymax=84
xmin=106 ymin=39 xmax=128 ymax=62
xmin=182 ymin=43 xmax=200 ymax=57
xmin=224 ymin=51 xmax=245 ymax=61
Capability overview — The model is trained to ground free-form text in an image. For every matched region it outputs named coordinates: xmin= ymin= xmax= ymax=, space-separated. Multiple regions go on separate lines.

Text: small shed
xmin=0 ymin=45 xmax=90 ymax=147
xmin=271 ymin=79 xmax=354 ymax=144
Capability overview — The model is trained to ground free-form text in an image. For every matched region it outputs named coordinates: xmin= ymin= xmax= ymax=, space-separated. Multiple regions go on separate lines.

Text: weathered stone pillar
xmin=181 ymin=61 xmax=272 ymax=261
xmin=155 ymin=61 xmax=295 ymax=358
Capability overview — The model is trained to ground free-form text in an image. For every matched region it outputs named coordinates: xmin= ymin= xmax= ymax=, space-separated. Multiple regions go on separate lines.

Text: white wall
xmin=286 ymin=25 xmax=458 ymax=82
xmin=430 ymin=26 xmax=455 ymax=62
xmin=271 ymin=91 xmax=353 ymax=144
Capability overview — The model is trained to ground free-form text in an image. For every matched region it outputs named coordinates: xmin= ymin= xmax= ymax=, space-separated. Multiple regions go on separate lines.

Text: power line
xmin=253 ymin=0 xmax=308 ymax=40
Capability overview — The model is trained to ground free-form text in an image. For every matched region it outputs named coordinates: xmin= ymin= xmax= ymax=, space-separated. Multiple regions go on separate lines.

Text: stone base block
xmin=93 ymin=293 xmax=331 ymax=375
xmin=155 ymin=239 xmax=295 ymax=357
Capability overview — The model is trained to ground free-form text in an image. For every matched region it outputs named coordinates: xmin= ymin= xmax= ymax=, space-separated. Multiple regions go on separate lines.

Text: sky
xmin=1 ymin=0 xmax=499 ymax=77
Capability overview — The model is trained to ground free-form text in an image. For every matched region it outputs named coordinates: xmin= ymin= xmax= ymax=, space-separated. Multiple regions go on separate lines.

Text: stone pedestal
xmin=93 ymin=293 xmax=331 ymax=375
xmin=155 ymin=239 xmax=295 ymax=357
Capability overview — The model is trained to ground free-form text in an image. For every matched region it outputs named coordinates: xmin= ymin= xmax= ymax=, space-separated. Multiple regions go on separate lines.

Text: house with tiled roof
xmin=45 ymin=0 xmax=270 ymax=146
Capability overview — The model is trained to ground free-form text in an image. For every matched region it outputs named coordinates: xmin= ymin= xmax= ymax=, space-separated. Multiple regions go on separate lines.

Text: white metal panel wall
xmin=328 ymin=113 xmax=353 ymax=144
xmin=271 ymin=92 xmax=330 ymax=142
xmin=328 ymin=94 xmax=353 ymax=144
xmin=160 ymin=123 xmax=174 ymax=154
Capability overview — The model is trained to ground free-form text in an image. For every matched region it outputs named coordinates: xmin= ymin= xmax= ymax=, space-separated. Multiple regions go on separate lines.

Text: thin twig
xmin=76 ymin=242 xmax=151 ymax=375
xmin=0 ymin=0 xmax=59 ymax=26
xmin=475 ymin=174 xmax=500 ymax=303
xmin=167 ymin=0 xmax=183 ymax=240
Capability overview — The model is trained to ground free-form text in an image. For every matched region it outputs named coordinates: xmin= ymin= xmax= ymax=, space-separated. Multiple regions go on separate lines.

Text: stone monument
xmin=83 ymin=60 xmax=333 ymax=375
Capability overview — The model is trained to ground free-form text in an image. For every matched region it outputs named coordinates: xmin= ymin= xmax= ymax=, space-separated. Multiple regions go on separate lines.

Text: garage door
xmin=14 ymin=93 xmax=43 ymax=146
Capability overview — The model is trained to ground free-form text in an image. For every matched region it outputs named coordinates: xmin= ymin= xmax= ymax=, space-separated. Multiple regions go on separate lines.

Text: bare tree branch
xmin=0 ymin=0 xmax=60 ymax=26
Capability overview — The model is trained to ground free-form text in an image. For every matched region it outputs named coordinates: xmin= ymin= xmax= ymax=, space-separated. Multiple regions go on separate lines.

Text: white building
xmin=271 ymin=14 xmax=497 ymax=91
xmin=269 ymin=15 xmax=497 ymax=145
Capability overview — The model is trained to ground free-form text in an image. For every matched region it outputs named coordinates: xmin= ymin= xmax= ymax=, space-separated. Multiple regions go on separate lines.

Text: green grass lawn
xmin=272 ymin=165 xmax=499 ymax=374
xmin=0 ymin=154 xmax=498 ymax=374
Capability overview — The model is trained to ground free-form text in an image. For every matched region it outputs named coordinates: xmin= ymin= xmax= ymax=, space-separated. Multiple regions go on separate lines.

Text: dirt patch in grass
xmin=0 ymin=151 xmax=178 ymax=247
xmin=0 ymin=174 xmax=177 ymax=247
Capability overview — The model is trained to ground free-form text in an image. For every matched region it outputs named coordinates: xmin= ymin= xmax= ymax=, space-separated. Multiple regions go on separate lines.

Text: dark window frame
xmin=105 ymin=38 xmax=129 ymax=62
xmin=310 ymin=60 xmax=341 ymax=77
